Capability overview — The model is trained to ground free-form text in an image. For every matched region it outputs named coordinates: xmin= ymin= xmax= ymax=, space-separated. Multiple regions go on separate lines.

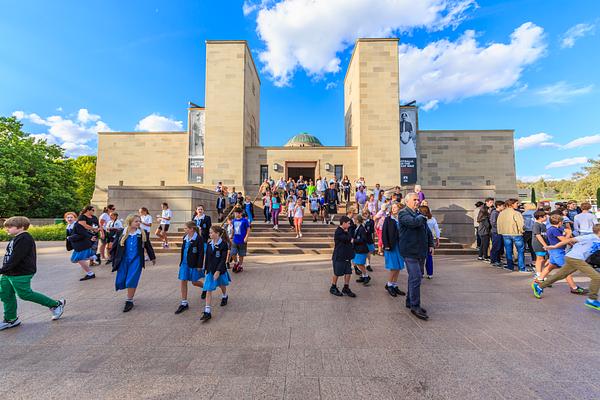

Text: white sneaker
xmin=0 ymin=318 xmax=21 ymax=331
xmin=295 ymin=235 xmax=299 ymax=238
xmin=51 ymin=298 xmax=66 ymax=320
xmin=299 ymin=233 xmax=303 ymax=238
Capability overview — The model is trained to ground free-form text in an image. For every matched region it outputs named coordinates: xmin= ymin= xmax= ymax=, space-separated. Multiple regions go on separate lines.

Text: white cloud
xmin=518 ymin=174 xmax=552 ymax=183
xmin=135 ymin=113 xmax=183 ymax=132
xmin=399 ymin=22 xmax=546 ymax=106
xmin=560 ymin=23 xmax=595 ymax=48
xmin=250 ymin=0 xmax=477 ymax=86
xmin=545 ymin=157 xmax=588 ymax=169
xmin=533 ymin=81 xmax=593 ymax=104
xmin=514 ymin=132 xmax=557 ymax=150
xmin=325 ymin=82 xmax=337 ymax=90
xmin=12 ymin=108 xmax=111 ymax=157
xmin=563 ymin=134 xmax=600 ymax=149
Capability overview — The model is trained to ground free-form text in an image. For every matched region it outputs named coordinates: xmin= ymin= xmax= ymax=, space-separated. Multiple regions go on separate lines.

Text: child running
xmin=329 ymin=216 xmax=357 ymax=298
xmin=175 ymin=221 xmax=206 ymax=314
xmin=532 ymin=224 xmax=600 ymax=311
xmin=68 ymin=210 xmax=97 ymax=281
xmin=201 ymin=226 xmax=231 ymax=322
xmin=309 ymin=193 xmax=320 ymax=223
xmin=382 ymin=203 xmax=406 ymax=297
xmin=293 ymin=198 xmax=305 ymax=238
xmin=111 ymin=214 xmax=156 ymax=312
xmin=352 ymin=215 xmax=371 ymax=286
xmin=1 ymin=217 xmax=66 ymax=330
xmin=531 ymin=210 xmax=550 ymax=279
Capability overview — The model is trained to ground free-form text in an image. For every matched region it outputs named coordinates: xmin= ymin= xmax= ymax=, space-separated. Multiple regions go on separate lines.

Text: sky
xmin=1 ymin=0 xmax=599 ymax=182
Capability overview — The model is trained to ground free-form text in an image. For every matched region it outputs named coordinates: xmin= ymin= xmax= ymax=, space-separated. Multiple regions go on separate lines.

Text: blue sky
xmin=1 ymin=0 xmax=599 ymax=181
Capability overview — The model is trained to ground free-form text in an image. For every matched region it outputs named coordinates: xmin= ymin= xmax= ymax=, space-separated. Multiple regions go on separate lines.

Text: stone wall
xmin=417 ymin=130 xmax=518 ymax=200
xmin=106 ymin=186 xmax=221 ymax=233
xmin=92 ymin=131 xmax=189 ymax=206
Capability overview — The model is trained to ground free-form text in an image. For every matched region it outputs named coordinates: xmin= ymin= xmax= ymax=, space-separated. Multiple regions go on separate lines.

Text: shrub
xmin=0 ymin=224 xmax=66 ymax=242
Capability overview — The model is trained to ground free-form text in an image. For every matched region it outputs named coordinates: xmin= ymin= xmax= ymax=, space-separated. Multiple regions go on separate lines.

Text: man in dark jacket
xmin=330 ymin=216 xmax=357 ymax=297
xmin=1 ymin=217 xmax=66 ymax=330
xmin=398 ymin=193 xmax=434 ymax=320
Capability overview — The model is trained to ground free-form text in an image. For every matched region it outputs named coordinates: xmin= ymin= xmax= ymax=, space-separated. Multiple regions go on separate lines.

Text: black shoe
xmin=123 ymin=301 xmax=134 ymax=313
xmin=405 ymin=304 xmax=427 ymax=314
xmin=385 ymin=284 xmax=397 ymax=297
xmin=394 ymin=286 xmax=406 ymax=296
xmin=354 ymin=266 xmax=361 ymax=275
xmin=330 ymin=286 xmax=343 ymax=296
xmin=201 ymin=291 xmax=207 ymax=300
xmin=174 ymin=304 xmax=189 ymax=314
xmin=200 ymin=312 xmax=212 ymax=322
xmin=356 ymin=276 xmax=365 ymax=283
xmin=96 ymin=253 xmax=102 ymax=262
xmin=362 ymin=276 xmax=371 ymax=286
xmin=411 ymin=308 xmax=429 ymax=320
xmin=79 ymin=274 xmax=96 ymax=281
xmin=341 ymin=287 xmax=356 ymax=298
xmin=366 ymin=265 xmax=373 ymax=272
xmin=105 ymin=259 xmax=112 ymax=265
xmin=220 ymin=296 xmax=228 ymax=306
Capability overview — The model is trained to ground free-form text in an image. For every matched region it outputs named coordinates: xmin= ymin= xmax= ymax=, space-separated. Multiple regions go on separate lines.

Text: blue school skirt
xmin=178 ymin=262 xmax=205 ymax=282
xmin=71 ymin=248 xmax=95 ymax=263
xmin=203 ymin=271 xmax=231 ymax=292
xmin=384 ymin=246 xmax=405 ymax=271
xmin=115 ymin=255 xmax=143 ymax=290
xmin=353 ymin=253 xmax=368 ymax=265
xmin=367 ymin=243 xmax=375 ymax=252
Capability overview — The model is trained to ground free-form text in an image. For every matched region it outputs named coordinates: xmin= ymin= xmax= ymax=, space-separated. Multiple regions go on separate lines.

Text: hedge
xmin=0 ymin=224 xmax=66 ymax=242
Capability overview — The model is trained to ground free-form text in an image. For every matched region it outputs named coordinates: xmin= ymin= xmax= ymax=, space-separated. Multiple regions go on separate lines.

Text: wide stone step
xmin=154 ymin=247 xmax=475 ymax=256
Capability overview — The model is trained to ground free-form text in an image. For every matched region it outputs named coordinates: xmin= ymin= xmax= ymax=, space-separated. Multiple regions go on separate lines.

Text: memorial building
xmin=92 ymin=39 xmax=517 ymax=244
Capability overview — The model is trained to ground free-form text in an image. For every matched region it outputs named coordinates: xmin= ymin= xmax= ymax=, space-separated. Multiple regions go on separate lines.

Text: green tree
xmin=0 ymin=116 xmax=79 ymax=217
xmin=68 ymin=155 xmax=97 ymax=211
xmin=571 ymin=155 xmax=600 ymax=201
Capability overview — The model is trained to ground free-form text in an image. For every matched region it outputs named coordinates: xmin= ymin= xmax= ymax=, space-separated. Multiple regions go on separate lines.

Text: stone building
xmin=92 ymin=39 xmax=517 ymax=244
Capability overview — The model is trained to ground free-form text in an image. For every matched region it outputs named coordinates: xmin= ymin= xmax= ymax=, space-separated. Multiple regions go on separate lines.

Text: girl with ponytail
xmin=174 ymin=221 xmax=206 ymax=314
xmin=110 ymin=214 xmax=156 ymax=313
xmin=200 ymin=225 xmax=231 ymax=322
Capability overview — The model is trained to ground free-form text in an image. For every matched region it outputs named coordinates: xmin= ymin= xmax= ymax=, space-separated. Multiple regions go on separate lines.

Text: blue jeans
xmin=490 ymin=233 xmax=504 ymax=263
xmin=503 ymin=235 xmax=525 ymax=271
xmin=404 ymin=257 xmax=424 ymax=309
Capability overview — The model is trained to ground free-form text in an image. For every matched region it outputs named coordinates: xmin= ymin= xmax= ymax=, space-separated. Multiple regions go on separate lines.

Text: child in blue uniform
xmin=110 ymin=214 xmax=156 ymax=312
xmin=201 ymin=226 xmax=231 ymax=322
xmin=175 ymin=221 xmax=205 ymax=314
xmin=352 ymin=215 xmax=371 ymax=286
xmin=66 ymin=211 xmax=97 ymax=281
xmin=382 ymin=203 xmax=406 ymax=298
xmin=363 ymin=211 xmax=375 ymax=271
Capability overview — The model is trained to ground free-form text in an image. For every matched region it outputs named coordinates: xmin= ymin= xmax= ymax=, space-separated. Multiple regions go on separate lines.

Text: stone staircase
xmin=152 ymin=207 xmax=476 ymax=256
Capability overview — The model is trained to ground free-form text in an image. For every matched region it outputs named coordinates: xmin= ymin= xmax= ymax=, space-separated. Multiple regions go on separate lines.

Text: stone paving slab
xmin=0 ymin=242 xmax=599 ymax=399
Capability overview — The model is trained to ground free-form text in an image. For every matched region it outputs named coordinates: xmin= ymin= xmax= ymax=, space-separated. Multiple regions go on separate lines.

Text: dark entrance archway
xmin=286 ymin=162 xmax=316 ymax=182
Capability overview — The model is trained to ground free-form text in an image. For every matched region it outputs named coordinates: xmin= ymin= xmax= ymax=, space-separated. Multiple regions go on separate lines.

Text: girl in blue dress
xmin=200 ymin=226 xmax=231 ymax=322
xmin=65 ymin=211 xmax=97 ymax=281
xmin=175 ymin=221 xmax=205 ymax=314
xmin=110 ymin=214 xmax=156 ymax=312
xmin=382 ymin=203 xmax=406 ymax=298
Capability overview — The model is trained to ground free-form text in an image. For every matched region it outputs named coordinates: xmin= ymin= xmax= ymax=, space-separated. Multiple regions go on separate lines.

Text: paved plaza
xmin=1 ymin=241 xmax=599 ymax=399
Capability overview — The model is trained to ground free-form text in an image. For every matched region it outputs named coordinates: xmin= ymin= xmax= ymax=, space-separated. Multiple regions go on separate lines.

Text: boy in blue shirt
xmin=533 ymin=224 xmax=600 ymax=311
xmin=231 ymin=207 xmax=251 ymax=273
xmin=538 ymin=214 xmax=588 ymax=294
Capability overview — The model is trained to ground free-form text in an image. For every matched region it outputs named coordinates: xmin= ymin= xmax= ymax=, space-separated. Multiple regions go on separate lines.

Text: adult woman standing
xmin=341 ymin=175 xmax=351 ymax=203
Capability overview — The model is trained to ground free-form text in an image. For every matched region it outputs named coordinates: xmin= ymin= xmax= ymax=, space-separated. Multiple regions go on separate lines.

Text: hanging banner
xmin=399 ymin=106 xmax=418 ymax=185
xmin=188 ymin=108 xmax=205 ymax=183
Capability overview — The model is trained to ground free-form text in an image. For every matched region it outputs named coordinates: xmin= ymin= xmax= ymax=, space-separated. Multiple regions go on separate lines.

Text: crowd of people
xmin=474 ymin=198 xmax=600 ymax=311
xmin=3 ymin=180 xmax=600 ymax=331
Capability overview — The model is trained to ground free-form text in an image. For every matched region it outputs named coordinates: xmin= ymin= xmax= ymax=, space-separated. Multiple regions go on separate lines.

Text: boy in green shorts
xmin=1 ymin=216 xmax=66 ymax=330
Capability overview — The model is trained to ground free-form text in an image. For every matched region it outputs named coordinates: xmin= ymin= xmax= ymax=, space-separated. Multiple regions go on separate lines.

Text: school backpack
xmin=585 ymin=242 xmax=600 ymax=269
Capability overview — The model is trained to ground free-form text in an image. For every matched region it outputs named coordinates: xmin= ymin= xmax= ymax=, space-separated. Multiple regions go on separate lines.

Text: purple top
xmin=355 ymin=190 xmax=367 ymax=205
xmin=418 ymin=191 xmax=425 ymax=202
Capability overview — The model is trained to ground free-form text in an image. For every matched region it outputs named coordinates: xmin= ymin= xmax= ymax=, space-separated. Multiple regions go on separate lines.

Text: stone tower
xmin=344 ymin=38 xmax=400 ymax=188
xmin=203 ymin=40 xmax=260 ymax=191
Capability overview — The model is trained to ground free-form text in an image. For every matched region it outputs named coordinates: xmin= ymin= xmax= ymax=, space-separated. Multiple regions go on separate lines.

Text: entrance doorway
xmin=286 ymin=162 xmax=316 ymax=182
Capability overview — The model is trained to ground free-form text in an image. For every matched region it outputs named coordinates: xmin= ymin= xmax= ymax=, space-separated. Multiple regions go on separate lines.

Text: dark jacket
xmin=398 ymin=207 xmax=434 ymax=259
xmin=66 ymin=224 xmax=74 ymax=251
xmin=216 ymin=197 xmax=227 ymax=210
xmin=204 ymin=239 xmax=228 ymax=275
xmin=180 ymin=233 xmax=204 ymax=269
xmin=382 ymin=216 xmax=400 ymax=250
xmin=490 ymin=209 xmax=500 ymax=234
xmin=332 ymin=226 xmax=355 ymax=261
xmin=325 ymin=188 xmax=339 ymax=205
xmin=477 ymin=209 xmax=492 ymax=236
xmin=364 ymin=219 xmax=375 ymax=245
xmin=67 ymin=222 xmax=95 ymax=252
xmin=352 ymin=224 xmax=369 ymax=254
xmin=1 ymin=232 xmax=36 ymax=276
xmin=193 ymin=215 xmax=212 ymax=243
xmin=110 ymin=231 xmax=156 ymax=272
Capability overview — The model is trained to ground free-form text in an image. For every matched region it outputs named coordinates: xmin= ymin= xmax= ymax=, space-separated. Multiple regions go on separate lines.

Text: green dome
xmin=284 ymin=132 xmax=323 ymax=147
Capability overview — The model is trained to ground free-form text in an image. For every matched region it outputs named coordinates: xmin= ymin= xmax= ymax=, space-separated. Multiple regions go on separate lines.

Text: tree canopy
xmin=0 ymin=116 xmax=97 ymax=218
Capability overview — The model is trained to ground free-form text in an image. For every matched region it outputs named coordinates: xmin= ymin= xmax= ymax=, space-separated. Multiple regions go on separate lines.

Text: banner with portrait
xmin=399 ymin=106 xmax=418 ymax=185
xmin=188 ymin=108 xmax=205 ymax=183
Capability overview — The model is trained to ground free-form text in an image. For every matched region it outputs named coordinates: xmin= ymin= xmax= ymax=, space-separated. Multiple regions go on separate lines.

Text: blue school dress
xmin=244 ymin=203 xmax=254 ymax=223
xmin=384 ymin=219 xmax=405 ymax=271
xmin=115 ymin=234 xmax=143 ymax=290
xmin=178 ymin=238 xmax=205 ymax=282
xmin=71 ymin=248 xmax=95 ymax=263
